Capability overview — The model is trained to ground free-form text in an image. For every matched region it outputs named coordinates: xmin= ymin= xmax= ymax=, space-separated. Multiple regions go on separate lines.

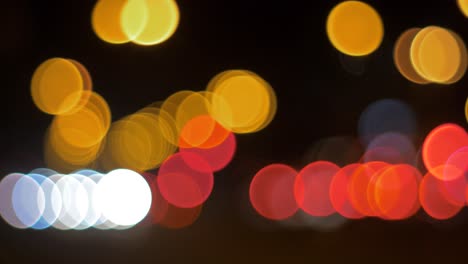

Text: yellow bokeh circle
xmin=92 ymin=0 xmax=180 ymax=46
xmin=410 ymin=26 xmax=467 ymax=84
xmin=326 ymin=1 xmax=384 ymax=56
xmin=208 ymin=70 xmax=277 ymax=134
xmin=31 ymin=58 xmax=85 ymax=115
xmin=52 ymin=91 xmax=111 ymax=149
xmin=92 ymin=0 xmax=131 ymax=44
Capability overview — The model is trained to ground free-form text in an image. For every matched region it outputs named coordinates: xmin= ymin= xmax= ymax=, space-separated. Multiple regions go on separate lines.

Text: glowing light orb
xmin=422 ymin=123 xmax=468 ymax=181
xmin=249 ymin=164 xmax=298 ymax=220
xmin=158 ymin=152 xmax=214 ymax=208
xmin=31 ymin=58 xmax=84 ymax=115
xmin=412 ymin=27 xmax=464 ymax=83
xmin=95 ymin=169 xmax=152 ymax=226
xmin=208 ymin=70 xmax=277 ymax=134
xmin=326 ymin=1 xmax=383 ymax=56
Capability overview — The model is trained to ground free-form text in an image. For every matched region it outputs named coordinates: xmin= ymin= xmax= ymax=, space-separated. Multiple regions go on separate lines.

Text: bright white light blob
xmin=28 ymin=173 xmax=62 ymax=230
xmin=95 ymin=169 xmax=152 ymax=226
xmin=52 ymin=174 xmax=89 ymax=230
xmin=88 ymin=173 xmax=115 ymax=230
xmin=0 ymin=173 xmax=28 ymax=228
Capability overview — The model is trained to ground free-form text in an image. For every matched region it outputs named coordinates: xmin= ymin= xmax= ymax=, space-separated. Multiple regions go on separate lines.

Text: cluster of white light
xmin=0 ymin=168 xmax=152 ymax=230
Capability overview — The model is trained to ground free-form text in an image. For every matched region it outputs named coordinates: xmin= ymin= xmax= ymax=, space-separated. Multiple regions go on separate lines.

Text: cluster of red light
xmin=143 ymin=118 xmax=237 ymax=229
xmin=250 ymin=123 xmax=468 ymax=222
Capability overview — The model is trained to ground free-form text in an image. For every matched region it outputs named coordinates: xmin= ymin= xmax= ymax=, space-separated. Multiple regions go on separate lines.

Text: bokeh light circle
xmin=95 ymin=169 xmax=152 ymax=226
xmin=157 ymin=152 xmax=214 ymax=208
xmin=31 ymin=58 xmax=84 ymax=115
xmin=249 ymin=164 xmax=298 ymax=220
xmin=294 ymin=161 xmax=340 ymax=217
xmin=326 ymin=1 xmax=383 ymax=56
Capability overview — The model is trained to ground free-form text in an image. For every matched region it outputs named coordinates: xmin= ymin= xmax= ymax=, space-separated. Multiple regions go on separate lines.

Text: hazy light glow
xmin=326 ymin=1 xmax=383 ymax=56
xmin=358 ymin=99 xmax=416 ymax=146
xmin=363 ymin=132 xmax=416 ymax=164
xmin=150 ymin=178 xmax=202 ymax=230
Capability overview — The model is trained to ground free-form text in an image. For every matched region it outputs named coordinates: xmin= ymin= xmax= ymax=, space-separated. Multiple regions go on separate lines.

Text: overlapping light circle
xmin=394 ymin=26 xmax=467 ymax=84
xmin=326 ymin=1 xmax=384 ymax=56
xmin=31 ymin=58 xmax=92 ymax=115
xmin=0 ymin=169 xmax=151 ymax=230
xmin=92 ymin=0 xmax=180 ymax=46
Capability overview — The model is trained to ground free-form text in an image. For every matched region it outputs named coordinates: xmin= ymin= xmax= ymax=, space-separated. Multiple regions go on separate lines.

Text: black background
xmin=1 ymin=0 xmax=468 ymax=263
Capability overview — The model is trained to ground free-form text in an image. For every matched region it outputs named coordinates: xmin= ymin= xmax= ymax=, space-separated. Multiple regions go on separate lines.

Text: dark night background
xmin=1 ymin=0 xmax=468 ymax=263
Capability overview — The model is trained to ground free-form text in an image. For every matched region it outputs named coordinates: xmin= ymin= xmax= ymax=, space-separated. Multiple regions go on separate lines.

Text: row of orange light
xmin=30 ymin=56 xmax=277 ymax=173
xmin=250 ymin=123 xmax=468 ymax=222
